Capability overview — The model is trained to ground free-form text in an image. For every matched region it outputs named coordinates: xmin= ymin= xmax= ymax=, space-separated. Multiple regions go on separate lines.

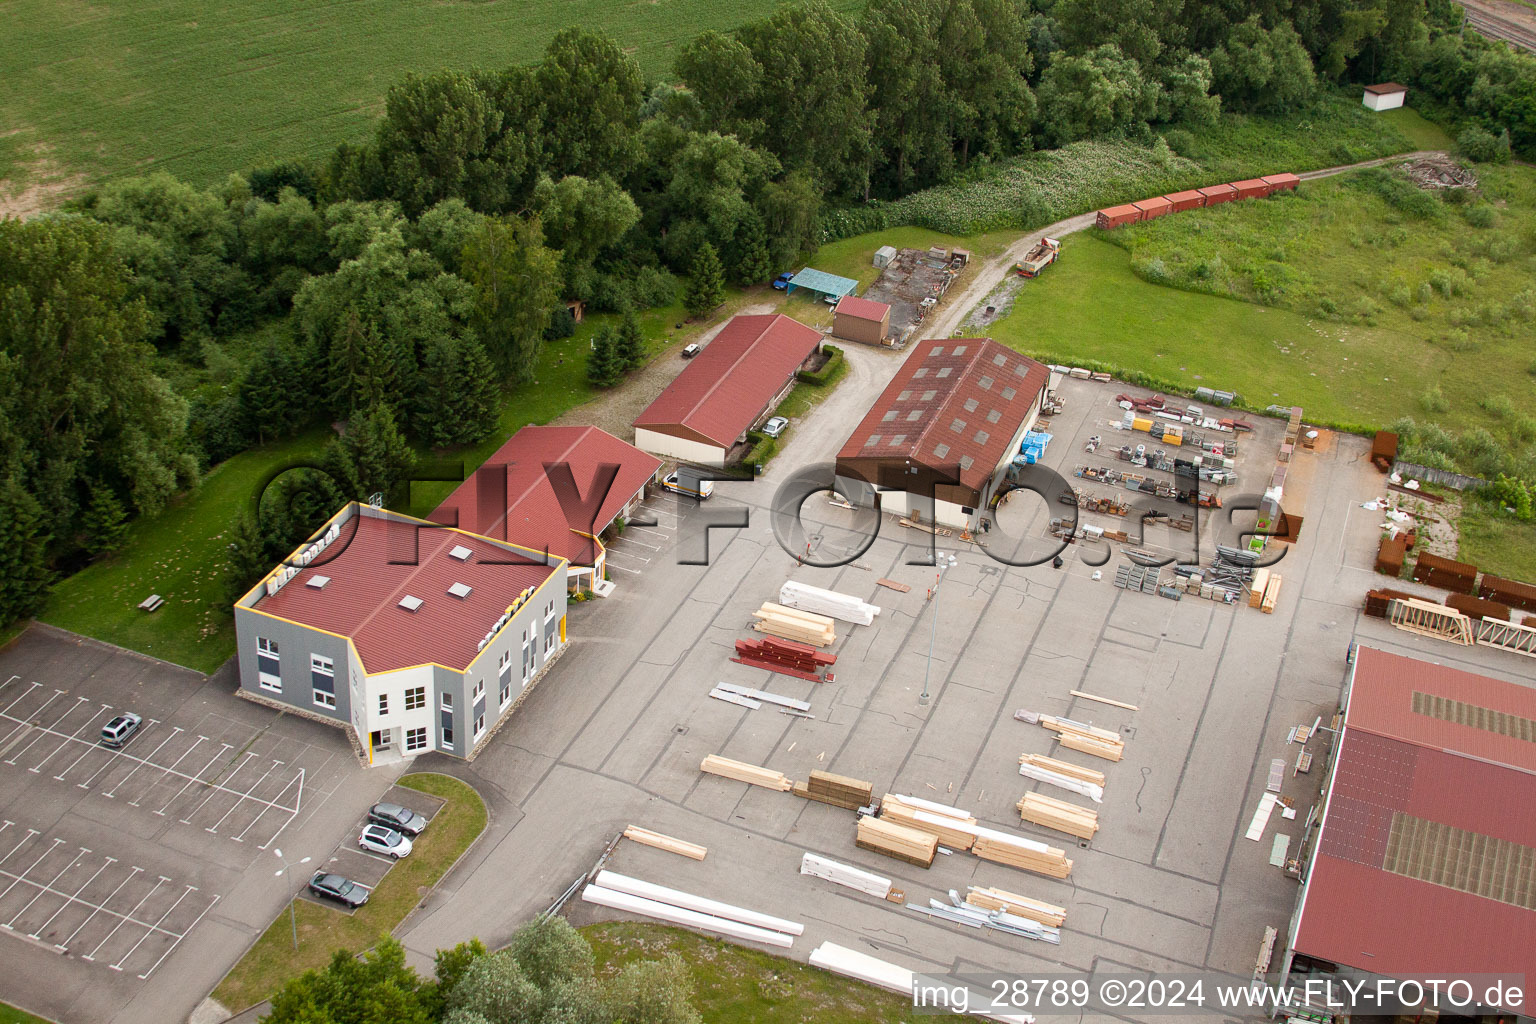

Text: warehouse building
xmin=234 ymin=503 xmax=569 ymax=764
xmin=633 ymin=314 xmax=822 ymax=466
xmin=834 ymin=338 xmax=1051 ymax=530
xmin=832 ymin=294 xmax=892 ymax=346
xmin=431 ymin=425 xmax=660 ymax=594
xmin=1279 ymin=646 xmax=1536 ymax=1018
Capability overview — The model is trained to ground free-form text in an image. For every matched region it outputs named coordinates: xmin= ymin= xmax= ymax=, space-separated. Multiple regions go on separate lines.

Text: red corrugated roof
xmin=1364 ymin=82 xmax=1408 ymax=94
xmin=255 ymin=508 xmax=560 ymax=674
xmin=633 ymin=314 xmax=822 ymax=448
xmin=835 ymin=339 xmax=1049 ymax=494
xmin=1292 ymin=647 xmax=1536 ymax=981
xmin=1132 ymin=196 xmax=1172 ymax=211
xmin=835 ymin=294 xmax=891 ymax=322
xmin=430 ymin=426 xmax=659 ymax=566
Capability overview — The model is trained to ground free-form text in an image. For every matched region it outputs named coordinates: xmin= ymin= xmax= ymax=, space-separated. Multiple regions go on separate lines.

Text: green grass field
xmin=0 ymin=1002 xmax=52 ymax=1024
xmin=583 ymin=922 xmax=911 ymax=1023
xmin=0 ymin=0 xmax=856 ymax=195
xmin=212 ymin=772 xmax=486 ymax=1013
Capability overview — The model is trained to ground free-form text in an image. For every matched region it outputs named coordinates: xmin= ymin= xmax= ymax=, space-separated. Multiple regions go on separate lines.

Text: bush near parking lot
xmin=211 ymin=772 xmax=487 ymax=1013
xmin=796 ymin=345 xmax=845 ymax=386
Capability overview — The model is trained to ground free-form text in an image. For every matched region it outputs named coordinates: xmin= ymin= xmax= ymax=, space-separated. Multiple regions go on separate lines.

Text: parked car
xmin=368 ymin=802 xmax=427 ymax=836
xmin=762 ymin=416 xmax=789 ymax=439
xmin=358 ymin=823 xmax=413 ymax=859
xmin=661 ymin=471 xmax=713 ymax=500
xmin=308 ymin=871 xmax=370 ymax=908
xmin=100 ymin=712 xmax=143 ymax=749
xmin=771 ymin=272 xmax=795 ymax=290
xmin=681 ymin=343 xmax=701 ymax=358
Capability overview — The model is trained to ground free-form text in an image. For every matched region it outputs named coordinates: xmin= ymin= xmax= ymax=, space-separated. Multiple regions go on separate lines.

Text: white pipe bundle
xmin=1018 ymin=764 xmax=1104 ymax=803
xmin=800 ymin=853 xmax=892 ymax=898
xmin=581 ymin=885 xmax=794 ymax=948
xmin=779 ymin=581 xmax=881 ymax=625
xmin=808 ymin=942 xmax=1035 ymax=1024
xmin=890 ymin=793 xmax=970 ymax=818
xmin=593 ymin=871 xmax=804 ymax=935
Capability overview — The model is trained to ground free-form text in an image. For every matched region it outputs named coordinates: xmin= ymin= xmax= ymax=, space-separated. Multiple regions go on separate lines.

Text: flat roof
xmin=430 ymin=425 xmax=660 ymax=567
xmin=633 ymin=314 xmax=821 ymax=449
xmin=1132 ymin=196 xmax=1172 ymax=209
xmin=1292 ymin=647 xmax=1536 ymax=985
xmin=787 ymin=267 xmax=858 ymax=298
xmin=835 ymin=338 xmax=1049 ymax=494
xmin=834 ymin=294 xmax=891 ymax=322
xmin=252 ymin=505 xmax=561 ymax=674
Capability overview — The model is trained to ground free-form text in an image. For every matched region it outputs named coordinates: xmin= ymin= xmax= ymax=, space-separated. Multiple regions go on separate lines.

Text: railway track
xmin=1461 ymin=0 xmax=1536 ymax=51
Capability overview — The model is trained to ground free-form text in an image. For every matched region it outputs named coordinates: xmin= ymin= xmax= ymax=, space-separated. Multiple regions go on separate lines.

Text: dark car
xmin=308 ymin=871 xmax=369 ymax=909
xmin=368 ymin=801 xmax=427 ymax=836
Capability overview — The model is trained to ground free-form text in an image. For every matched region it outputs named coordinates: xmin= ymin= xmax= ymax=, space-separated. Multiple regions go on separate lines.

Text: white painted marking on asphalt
xmin=154 ymin=743 xmax=231 ymax=815
xmin=82 ymin=875 xmax=166 ymax=963
xmin=133 ymin=733 xmax=203 ymax=804
xmin=31 ymin=699 xmax=103 ymax=773
xmin=0 ymin=838 xmax=62 ymax=904
xmin=206 ymin=759 xmax=281 ymax=834
xmin=3 ymin=690 xmax=64 ymax=764
xmin=52 ymin=704 xmax=113 ymax=779
xmin=101 ymin=721 xmax=173 ymax=798
xmin=35 ymin=854 xmax=114 ymax=942
xmin=7 ymin=846 xmax=88 ymax=928
xmin=137 ymin=893 xmax=219 ymax=980
xmin=112 ymin=883 xmax=194 ymax=972
xmin=62 ymin=865 xmax=140 ymax=953
xmin=180 ymin=751 xmax=254 ymax=824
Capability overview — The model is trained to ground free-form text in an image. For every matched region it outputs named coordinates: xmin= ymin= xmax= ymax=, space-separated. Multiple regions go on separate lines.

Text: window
xmin=258 ymin=637 xmax=280 ymax=655
xmin=930 ymin=346 xmax=945 ymax=356
xmin=378 ymin=693 xmax=389 ymax=715
xmin=934 ymin=443 xmax=951 ymax=459
xmin=951 ymin=345 xmax=967 ymax=356
xmin=523 ymin=634 xmax=536 ymax=682
xmin=993 ymin=352 xmax=1008 ymax=367
xmin=889 ymin=434 xmax=906 ymax=447
xmin=499 ymin=651 xmax=513 ymax=706
xmin=441 ymin=692 xmax=453 ymax=710
xmin=313 ymin=689 xmax=336 ymax=709
xmin=913 ymin=367 xmax=928 ymax=378
xmin=922 ymin=390 xmax=937 ymax=401
xmin=950 ymin=418 xmax=966 ymax=433
xmin=474 ymin=713 xmax=486 ymax=738
xmin=441 ymin=727 xmax=454 ymax=747
xmin=978 ymin=375 xmax=994 ymax=390
xmin=898 ymin=390 xmax=912 ymax=401
xmin=257 ymin=637 xmax=281 ymax=693
xmin=975 ymin=430 xmax=990 ymax=445
xmin=405 ymin=687 xmax=425 ymax=711
xmin=936 ymin=367 xmax=952 ymax=378
xmin=865 ymin=434 xmax=882 ymax=447
xmin=311 ymin=654 xmax=332 ymax=673
xmin=310 ymin=654 xmax=335 ymax=707
xmin=1013 ymin=362 xmax=1029 ymax=376
xmin=960 ymin=455 xmax=975 ymax=471
xmin=472 ymin=679 xmax=484 ymax=700
xmin=406 ymin=727 xmax=426 ymax=752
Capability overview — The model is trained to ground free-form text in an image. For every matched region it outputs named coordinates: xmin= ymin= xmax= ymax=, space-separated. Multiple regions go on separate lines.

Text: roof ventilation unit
xmin=448 ymin=582 xmax=473 ymax=599
xmin=306 ymin=575 xmax=331 ymax=589
xmin=398 ymin=595 xmax=423 ymax=612
xmin=449 ymin=545 xmax=473 ymax=561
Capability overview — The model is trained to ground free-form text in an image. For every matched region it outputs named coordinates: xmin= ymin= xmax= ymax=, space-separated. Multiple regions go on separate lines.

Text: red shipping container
xmin=1132 ymin=195 xmax=1173 ymax=219
xmin=1095 ymin=204 xmax=1142 ymax=229
xmin=1197 ymin=183 xmax=1237 ymax=205
xmin=1164 ymin=189 xmax=1205 ymax=212
xmin=1262 ymin=172 xmax=1300 ymax=192
xmin=1232 ymin=178 xmax=1270 ymax=199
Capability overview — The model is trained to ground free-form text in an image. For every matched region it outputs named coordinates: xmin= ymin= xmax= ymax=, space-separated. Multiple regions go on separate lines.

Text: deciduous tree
xmin=460 ymin=215 xmax=562 ymax=382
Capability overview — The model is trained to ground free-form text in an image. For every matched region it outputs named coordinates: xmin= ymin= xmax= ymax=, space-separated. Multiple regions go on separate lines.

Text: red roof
xmin=835 ymin=339 xmax=1049 ymax=494
xmin=1132 ymin=196 xmax=1172 ymax=211
xmin=633 ymin=314 xmax=821 ymax=448
xmin=1293 ymin=647 xmax=1536 ymax=984
xmin=254 ymin=507 xmax=560 ymax=674
xmin=430 ymin=426 xmax=659 ymax=566
xmin=834 ymin=294 xmax=891 ymax=322
xmin=1364 ymin=82 xmax=1408 ymax=94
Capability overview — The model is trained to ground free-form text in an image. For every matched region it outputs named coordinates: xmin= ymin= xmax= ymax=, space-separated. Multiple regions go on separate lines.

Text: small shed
xmin=1362 ymin=83 xmax=1407 ymax=111
xmin=1196 ymin=183 xmax=1237 ymax=205
xmin=1131 ymin=195 xmax=1173 ymax=220
xmin=1164 ymin=189 xmax=1205 ymax=212
xmin=1233 ymin=178 xmax=1270 ymax=200
xmin=950 ymin=248 xmax=971 ymax=266
xmin=832 ymin=295 xmax=892 ymax=346
xmin=1261 ymin=172 xmax=1301 ymax=193
xmin=785 ymin=267 xmax=859 ymax=303
xmin=1095 ymin=204 xmax=1142 ymax=230
xmin=873 ymin=245 xmax=898 ymax=268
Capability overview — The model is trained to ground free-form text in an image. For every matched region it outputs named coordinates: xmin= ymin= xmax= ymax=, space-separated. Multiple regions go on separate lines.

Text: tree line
xmin=4 ymin=0 xmax=1535 ymax=626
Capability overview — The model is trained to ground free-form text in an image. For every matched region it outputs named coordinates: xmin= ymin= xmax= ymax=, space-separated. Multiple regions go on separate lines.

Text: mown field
xmin=0 ymin=0 xmax=858 ymax=195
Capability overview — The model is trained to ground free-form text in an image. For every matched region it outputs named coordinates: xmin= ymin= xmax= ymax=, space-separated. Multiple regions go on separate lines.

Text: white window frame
xmin=405 ymin=727 xmax=427 ymax=752
xmin=378 ymin=692 xmax=389 ymax=716
xmin=311 ymin=654 xmax=333 ymax=674
xmin=405 ymin=686 xmax=425 ymax=711
xmin=441 ymin=692 xmax=453 ymax=711
xmin=258 ymin=637 xmax=280 ymax=655
xmin=313 ymin=689 xmax=336 ymax=709
xmin=474 ymin=712 xmax=486 ymax=738
xmin=257 ymin=636 xmax=282 ymax=692
xmin=441 ymin=726 xmax=454 ymax=748
xmin=471 ymin=679 xmax=484 ymax=700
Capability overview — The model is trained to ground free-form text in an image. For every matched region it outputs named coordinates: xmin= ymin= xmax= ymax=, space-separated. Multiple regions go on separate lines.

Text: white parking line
xmin=0 ymin=682 xmax=40 ymax=733
xmin=0 ymin=838 xmax=62 ymax=905
xmin=154 ymin=742 xmax=231 ymax=815
xmin=32 ymin=856 xmax=113 ymax=941
xmin=2 ymin=690 xmax=64 ymax=764
xmin=59 ymin=865 xmax=141 ymax=951
xmin=52 ymin=705 xmax=114 ymax=780
xmin=6 ymin=847 xmax=88 ymax=928
xmin=605 ymin=562 xmax=643 ymax=575
xmin=180 ymin=752 xmax=253 ymax=824
xmin=103 ymin=724 xmax=179 ymax=798
xmin=83 ymin=875 xmax=165 ymax=964
xmin=611 ymin=535 xmax=662 ymax=551
xmin=112 ymin=884 xmax=194 ymax=972
xmin=255 ymin=770 xmax=305 ymax=850
xmin=131 ymin=734 xmax=203 ymax=803
xmin=206 ymin=760 xmax=281 ymax=834
xmin=137 ymin=893 xmax=219 ymax=980
xmin=32 ymin=701 xmax=108 ymax=774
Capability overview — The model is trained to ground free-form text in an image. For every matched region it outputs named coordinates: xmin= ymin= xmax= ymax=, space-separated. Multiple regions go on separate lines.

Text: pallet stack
xmin=793 ymin=770 xmax=873 ymax=809
xmin=880 ymin=794 xmax=978 ymax=850
xmin=965 ymin=886 xmax=1068 ymax=928
xmin=752 ymin=602 xmax=836 ymax=646
xmin=700 ymin=755 xmax=795 ymax=791
xmin=1034 ymin=714 xmax=1125 ymax=761
xmin=733 ymin=637 xmax=836 ymax=681
xmin=971 ymin=833 xmax=1074 ymax=878
xmin=779 ymin=581 xmax=881 ymax=625
xmin=1017 ymin=792 xmax=1100 ymax=840
xmin=856 ymin=815 xmax=938 ymax=867
xmin=1364 ymin=587 xmax=1420 ymax=618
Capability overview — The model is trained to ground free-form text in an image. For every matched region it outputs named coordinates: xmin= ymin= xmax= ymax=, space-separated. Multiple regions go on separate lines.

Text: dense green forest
xmin=3 ymin=0 xmax=1535 ymax=626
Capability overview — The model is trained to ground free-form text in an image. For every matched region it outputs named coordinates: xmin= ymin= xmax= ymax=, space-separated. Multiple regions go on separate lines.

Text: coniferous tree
xmin=586 ymin=326 xmax=622 ymax=387
xmin=0 ymin=483 xmax=53 ymax=626
xmin=615 ymin=309 xmax=645 ymax=371
xmin=684 ymin=242 xmax=725 ymax=318
xmin=221 ymin=510 xmax=272 ymax=603
xmin=82 ymin=482 xmax=130 ymax=557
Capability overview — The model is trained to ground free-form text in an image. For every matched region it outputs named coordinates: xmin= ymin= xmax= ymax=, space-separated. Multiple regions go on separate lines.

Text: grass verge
xmin=0 ymin=1002 xmax=52 ymax=1024
xmin=211 ymin=772 xmax=487 ymax=1013
xmin=1456 ymin=498 xmax=1536 ymax=583
xmin=582 ymin=921 xmax=912 ymax=1023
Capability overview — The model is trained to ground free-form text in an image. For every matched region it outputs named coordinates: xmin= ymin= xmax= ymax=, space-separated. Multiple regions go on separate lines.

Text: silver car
xmin=368 ymin=802 xmax=426 ymax=836
xmin=358 ymin=823 xmax=413 ymax=859
xmin=762 ymin=416 xmax=789 ymax=438
xmin=100 ymin=712 xmax=143 ymax=748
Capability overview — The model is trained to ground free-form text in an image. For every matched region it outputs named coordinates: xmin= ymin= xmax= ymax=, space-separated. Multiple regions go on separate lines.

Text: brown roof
xmin=1132 ymin=196 xmax=1172 ymax=211
xmin=835 ymin=339 xmax=1049 ymax=494
xmin=834 ymin=294 xmax=891 ymax=322
xmin=1364 ymin=82 xmax=1408 ymax=94
xmin=1292 ymin=647 xmax=1536 ymax=987
xmin=430 ymin=426 xmax=660 ymax=566
xmin=254 ymin=506 xmax=561 ymax=674
xmin=633 ymin=314 xmax=821 ymax=448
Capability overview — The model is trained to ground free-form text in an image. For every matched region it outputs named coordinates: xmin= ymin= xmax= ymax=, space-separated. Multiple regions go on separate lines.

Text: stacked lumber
xmin=1019 ymin=754 xmax=1106 ymax=787
xmin=1375 ymin=534 xmax=1408 ymax=576
xmin=779 ymin=581 xmax=881 ymax=625
xmin=622 ymin=826 xmax=706 ymax=860
xmin=965 ymin=886 xmax=1067 ymax=928
xmin=1017 ymin=792 xmax=1100 ymax=840
xmin=793 ymin=770 xmax=873 ymax=810
xmin=1445 ymin=592 xmax=1513 ymax=623
xmin=1370 ymin=430 xmax=1399 ymax=472
xmin=1261 ymin=573 xmax=1283 ymax=614
xmin=733 ymin=637 xmax=836 ymax=681
xmin=1037 ymin=714 xmax=1125 ymax=761
xmin=1018 ymin=754 xmax=1105 ymax=802
xmin=753 ymin=602 xmax=836 ymax=646
xmin=856 ymin=815 xmax=938 ymax=867
xmin=1478 ymin=574 xmax=1536 ymax=613
xmin=971 ymin=833 xmax=1073 ymax=878
xmin=700 ymin=754 xmax=794 ymax=791
xmin=1364 ymin=587 xmax=1420 ymax=618
xmin=1412 ymin=551 xmax=1478 ymax=594
xmin=800 ymin=852 xmax=891 ymax=898
xmin=880 ymin=794 xmax=978 ymax=850
xmin=1248 ymin=568 xmax=1270 ymax=608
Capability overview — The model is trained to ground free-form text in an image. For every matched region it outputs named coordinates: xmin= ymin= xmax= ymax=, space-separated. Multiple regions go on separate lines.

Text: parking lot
xmin=298 ymin=783 xmax=446 ymax=911
xmin=602 ymin=495 xmax=689 ymax=577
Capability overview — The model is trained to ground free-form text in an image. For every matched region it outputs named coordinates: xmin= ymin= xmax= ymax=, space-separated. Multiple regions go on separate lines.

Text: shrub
xmin=1441 ymin=328 xmax=1478 ymax=352
xmin=1480 ymin=394 xmax=1515 ymax=419
xmin=1463 ymin=204 xmax=1496 ymax=228
xmin=1429 ymin=267 xmax=1469 ymax=298
xmin=795 ymin=345 xmax=845 ymax=385
xmin=1161 ymin=129 xmax=1199 ymax=159
xmin=1420 ymin=385 xmax=1449 ymax=413
xmin=1387 ymin=284 xmax=1412 ymax=307
xmin=1457 ymin=125 xmax=1512 ymax=164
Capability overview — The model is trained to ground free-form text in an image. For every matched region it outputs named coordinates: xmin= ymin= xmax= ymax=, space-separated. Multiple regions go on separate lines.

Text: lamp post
xmin=273 ymin=848 xmax=312 ymax=951
xmin=918 ymin=554 xmax=958 ymax=707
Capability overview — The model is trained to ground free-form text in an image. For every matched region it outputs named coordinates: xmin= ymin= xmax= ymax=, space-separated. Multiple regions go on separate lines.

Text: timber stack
xmin=753 ymin=602 xmax=837 ymax=646
xmin=856 ymin=815 xmax=938 ymax=867
xmin=880 ymin=794 xmax=978 ymax=850
xmin=793 ymin=770 xmax=874 ymax=809
xmin=700 ymin=754 xmax=795 ymax=791
xmin=1036 ymin=714 xmax=1125 ymax=761
xmin=965 ymin=886 xmax=1068 ymax=928
xmin=971 ymin=833 xmax=1074 ymax=878
xmin=779 ymin=581 xmax=881 ymax=625
xmin=1017 ymin=792 xmax=1100 ymax=840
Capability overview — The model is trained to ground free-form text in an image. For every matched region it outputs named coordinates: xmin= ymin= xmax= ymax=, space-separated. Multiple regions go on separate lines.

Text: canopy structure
xmin=786 ymin=267 xmax=858 ymax=301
